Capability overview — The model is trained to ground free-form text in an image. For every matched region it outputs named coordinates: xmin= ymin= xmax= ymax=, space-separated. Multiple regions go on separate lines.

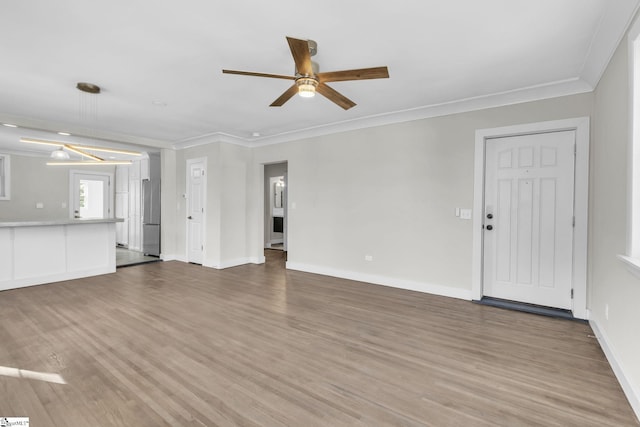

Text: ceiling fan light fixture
xmin=297 ymin=78 xmax=318 ymax=98
xmin=50 ymin=147 xmax=70 ymax=160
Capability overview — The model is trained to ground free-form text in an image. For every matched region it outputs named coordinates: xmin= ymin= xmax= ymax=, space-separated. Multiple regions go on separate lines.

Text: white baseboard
xmin=285 ymin=262 xmax=472 ymax=301
xmin=212 ymin=256 xmax=266 ymax=269
xmin=160 ymin=254 xmax=178 ymax=262
xmin=0 ymin=266 xmax=115 ymax=292
xmin=590 ymin=319 xmax=640 ymax=422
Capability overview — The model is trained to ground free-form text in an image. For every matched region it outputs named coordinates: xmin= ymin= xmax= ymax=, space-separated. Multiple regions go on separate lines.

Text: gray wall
xmin=0 ymin=154 xmax=114 ymax=221
xmin=590 ymin=21 xmax=640 ymax=411
xmin=249 ymin=93 xmax=593 ymax=294
xmin=172 ymin=142 xmax=253 ymax=268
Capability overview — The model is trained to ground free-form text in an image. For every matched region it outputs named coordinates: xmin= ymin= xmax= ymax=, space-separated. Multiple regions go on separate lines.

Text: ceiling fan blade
xmin=286 ymin=37 xmax=313 ymax=76
xmin=222 ymin=69 xmax=295 ymax=80
xmin=316 ymin=83 xmax=356 ymax=110
xmin=317 ymin=66 xmax=389 ymax=83
xmin=270 ymin=84 xmax=299 ymax=107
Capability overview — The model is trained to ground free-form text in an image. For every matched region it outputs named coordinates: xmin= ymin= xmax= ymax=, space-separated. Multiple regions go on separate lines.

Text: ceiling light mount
xmin=306 ymin=39 xmax=317 ymax=57
xmin=76 ymin=82 xmax=101 ymax=94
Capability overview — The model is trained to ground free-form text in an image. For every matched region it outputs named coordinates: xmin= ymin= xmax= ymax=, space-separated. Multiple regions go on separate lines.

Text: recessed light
xmin=57 ymin=132 xmax=71 ymax=136
xmin=2 ymin=123 xmax=17 ymax=128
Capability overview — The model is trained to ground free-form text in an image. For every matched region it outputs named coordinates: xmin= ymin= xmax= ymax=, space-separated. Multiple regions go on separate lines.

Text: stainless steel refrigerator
xmin=142 ymin=154 xmax=161 ymax=256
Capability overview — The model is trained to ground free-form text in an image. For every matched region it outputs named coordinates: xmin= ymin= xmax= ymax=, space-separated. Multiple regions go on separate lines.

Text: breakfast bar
xmin=0 ymin=218 xmax=122 ymax=291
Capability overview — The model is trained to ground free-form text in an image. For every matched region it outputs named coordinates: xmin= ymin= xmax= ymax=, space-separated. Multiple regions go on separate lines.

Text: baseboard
xmin=0 ymin=266 xmax=115 ymax=292
xmin=213 ymin=257 xmax=265 ymax=269
xmin=590 ymin=319 xmax=640 ymax=422
xmin=160 ymin=254 xmax=178 ymax=262
xmin=285 ymin=262 xmax=472 ymax=301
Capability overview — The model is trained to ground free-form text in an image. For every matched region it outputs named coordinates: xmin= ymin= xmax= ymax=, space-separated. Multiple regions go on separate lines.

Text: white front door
xmin=70 ymin=171 xmax=112 ymax=219
xmin=483 ymin=131 xmax=575 ymax=309
xmin=187 ymin=158 xmax=206 ymax=264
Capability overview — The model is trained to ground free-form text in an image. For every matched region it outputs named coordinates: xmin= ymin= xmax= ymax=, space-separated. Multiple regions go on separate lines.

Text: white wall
xmin=247 ymin=94 xmax=593 ymax=297
xmin=174 ymin=142 xmax=253 ymax=268
xmin=0 ymin=154 xmax=114 ymax=221
xmin=590 ymin=25 xmax=640 ymax=415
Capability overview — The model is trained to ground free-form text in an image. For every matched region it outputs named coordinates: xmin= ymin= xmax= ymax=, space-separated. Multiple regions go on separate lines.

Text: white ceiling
xmin=0 ymin=0 xmax=638 ymax=157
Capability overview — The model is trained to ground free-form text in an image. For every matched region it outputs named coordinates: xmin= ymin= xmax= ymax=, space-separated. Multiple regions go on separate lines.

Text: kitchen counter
xmin=0 ymin=218 xmax=123 ymax=291
xmin=0 ymin=218 xmax=123 ymax=227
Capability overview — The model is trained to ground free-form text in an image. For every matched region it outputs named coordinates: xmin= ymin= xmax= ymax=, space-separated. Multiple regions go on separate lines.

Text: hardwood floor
xmin=0 ymin=250 xmax=637 ymax=426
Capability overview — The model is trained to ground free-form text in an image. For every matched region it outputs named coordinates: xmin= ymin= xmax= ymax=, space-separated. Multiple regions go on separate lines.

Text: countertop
xmin=0 ymin=218 xmax=124 ymax=228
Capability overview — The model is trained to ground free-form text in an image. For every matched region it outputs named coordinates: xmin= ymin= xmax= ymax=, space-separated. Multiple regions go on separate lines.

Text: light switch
xmin=36 ymin=202 xmax=44 ymax=209
xmin=460 ymin=209 xmax=472 ymax=220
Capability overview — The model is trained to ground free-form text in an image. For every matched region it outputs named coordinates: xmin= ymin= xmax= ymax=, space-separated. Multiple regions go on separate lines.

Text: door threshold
xmin=474 ymin=297 xmax=584 ymax=322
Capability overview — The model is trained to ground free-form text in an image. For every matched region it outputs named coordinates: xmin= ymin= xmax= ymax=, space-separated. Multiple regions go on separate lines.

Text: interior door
xmin=71 ymin=172 xmax=111 ymax=219
xmin=483 ymin=131 xmax=575 ymax=309
xmin=187 ymin=159 xmax=205 ymax=264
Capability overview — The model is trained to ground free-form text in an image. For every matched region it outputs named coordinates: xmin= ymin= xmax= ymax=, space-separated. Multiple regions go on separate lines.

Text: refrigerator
xmin=142 ymin=154 xmax=161 ymax=256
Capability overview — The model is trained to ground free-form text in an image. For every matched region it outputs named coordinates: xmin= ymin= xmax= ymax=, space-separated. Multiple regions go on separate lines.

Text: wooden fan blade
xmin=286 ymin=37 xmax=313 ymax=76
xmin=317 ymin=66 xmax=389 ymax=83
xmin=316 ymin=83 xmax=356 ymax=110
xmin=270 ymin=84 xmax=299 ymax=107
xmin=222 ymin=69 xmax=295 ymax=80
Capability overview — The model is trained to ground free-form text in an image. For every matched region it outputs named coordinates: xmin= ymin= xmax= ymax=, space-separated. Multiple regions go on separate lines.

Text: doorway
xmin=186 ymin=157 xmax=206 ymax=264
xmin=264 ymin=162 xmax=288 ymax=254
xmin=472 ymin=118 xmax=590 ymax=319
xmin=70 ymin=171 xmax=113 ymax=219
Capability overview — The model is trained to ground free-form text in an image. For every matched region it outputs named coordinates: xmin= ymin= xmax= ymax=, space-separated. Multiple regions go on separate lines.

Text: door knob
xmin=188 ymin=216 xmax=193 ymax=219
xmin=486 ymin=225 xmax=493 ymax=230
xmin=487 ymin=213 xmax=493 ymax=219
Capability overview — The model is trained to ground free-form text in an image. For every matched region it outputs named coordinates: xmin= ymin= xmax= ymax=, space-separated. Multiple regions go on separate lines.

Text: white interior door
xmin=70 ymin=171 xmax=112 ymax=219
xmin=483 ymin=131 xmax=575 ymax=309
xmin=187 ymin=158 xmax=206 ymax=264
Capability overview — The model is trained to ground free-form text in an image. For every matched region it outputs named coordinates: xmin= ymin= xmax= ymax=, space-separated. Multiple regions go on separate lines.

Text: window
xmin=0 ymin=154 xmax=9 ymax=200
xmin=619 ymin=20 xmax=640 ymax=275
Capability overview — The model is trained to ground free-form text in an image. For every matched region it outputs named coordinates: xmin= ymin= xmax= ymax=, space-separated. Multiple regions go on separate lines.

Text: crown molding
xmin=172 ymin=77 xmax=593 ymax=150
xmin=580 ymin=0 xmax=640 ymax=87
xmin=172 ymin=131 xmax=252 ymax=150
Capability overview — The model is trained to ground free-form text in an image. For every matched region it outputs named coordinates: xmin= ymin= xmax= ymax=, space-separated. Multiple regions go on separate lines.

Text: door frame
xmin=472 ymin=117 xmax=590 ymax=319
xmin=185 ymin=157 xmax=207 ymax=264
xmin=69 ymin=170 xmax=114 ymax=219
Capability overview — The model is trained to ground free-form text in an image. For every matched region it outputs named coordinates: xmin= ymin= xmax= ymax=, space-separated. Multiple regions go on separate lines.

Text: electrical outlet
xmin=365 ymin=255 xmax=373 ymax=262
xmin=36 ymin=202 xmax=44 ymax=209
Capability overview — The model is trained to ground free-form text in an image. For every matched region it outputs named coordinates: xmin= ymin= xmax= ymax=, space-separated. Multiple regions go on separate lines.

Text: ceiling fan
xmin=222 ymin=37 xmax=389 ymax=110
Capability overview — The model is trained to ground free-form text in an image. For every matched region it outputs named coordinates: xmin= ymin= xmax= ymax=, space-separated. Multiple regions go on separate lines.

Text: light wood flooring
xmin=0 ymin=250 xmax=637 ymax=426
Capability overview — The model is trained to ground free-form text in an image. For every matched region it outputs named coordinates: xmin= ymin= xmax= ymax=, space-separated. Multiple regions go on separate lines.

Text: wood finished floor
xmin=0 ymin=250 xmax=637 ymax=426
